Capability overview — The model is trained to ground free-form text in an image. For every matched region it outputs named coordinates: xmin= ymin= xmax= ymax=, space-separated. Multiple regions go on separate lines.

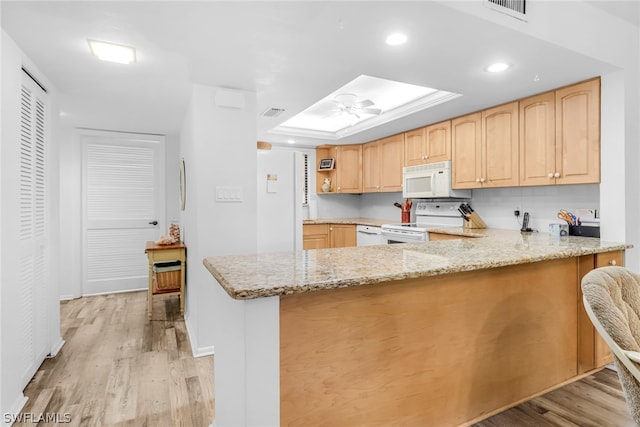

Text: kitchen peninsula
xmin=203 ymin=230 xmax=630 ymax=427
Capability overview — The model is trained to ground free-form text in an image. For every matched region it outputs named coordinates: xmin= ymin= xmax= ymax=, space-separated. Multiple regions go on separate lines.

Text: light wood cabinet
xmin=555 ymin=78 xmax=600 ymax=185
xmin=577 ymin=250 xmax=624 ymax=373
xmin=362 ymin=141 xmax=381 ymax=192
xmin=452 ymin=102 xmax=519 ymax=189
xmin=303 ymin=223 xmax=356 ymax=249
xmin=335 ymin=144 xmax=362 ymax=193
xmin=520 ymin=79 xmax=600 ymax=186
xmin=404 ymin=128 xmax=425 ymax=166
xmin=316 ymin=145 xmax=337 ymax=194
xmin=482 ymin=102 xmax=519 ymax=188
xmin=363 ymin=134 xmax=404 ymax=192
xmin=329 ymin=224 xmax=357 ymax=248
xmin=303 ymin=224 xmax=330 ymax=250
xmin=404 ymin=121 xmax=451 ymax=166
xmin=520 ymin=91 xmax=556 ymax=186
xmin=452 ymin=112 xmax=482 ymax=189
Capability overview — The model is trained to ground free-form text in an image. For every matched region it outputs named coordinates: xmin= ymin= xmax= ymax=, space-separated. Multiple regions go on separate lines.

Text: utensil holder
xmin=401 ymin=211 xmax=410 ymax=223
xmin=463 ymin=212 xmax=487 ymax=229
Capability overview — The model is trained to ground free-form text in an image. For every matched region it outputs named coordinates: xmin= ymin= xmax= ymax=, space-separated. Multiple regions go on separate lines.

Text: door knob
xmin=149 ymin=220 xmax=158 ymax=226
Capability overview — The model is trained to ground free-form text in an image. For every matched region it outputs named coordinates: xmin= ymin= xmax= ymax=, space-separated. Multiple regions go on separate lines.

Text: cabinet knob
xmin=610 ymin=260 xmax=617 ymax=266
xmin=476 ymin=178 xmax=481 ymax=183
xmin=329 ymin=227 xmax=333 ymax=231
xmin=548 ymin=173 xmax=554 ymax=178
xmin=554 ymin=172 xmax=561 ymax=178
xmin=376 ymin=185 xmax=379 ymax=189
xmin=480 ymin=178 xmax=486 ymax=183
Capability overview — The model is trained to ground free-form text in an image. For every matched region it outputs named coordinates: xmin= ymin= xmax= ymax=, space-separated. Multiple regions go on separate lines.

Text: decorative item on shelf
xmin=321 ymin=178 xmax=332 ymax=192
xmin=318 ymin=158 xmax=335 ymax=170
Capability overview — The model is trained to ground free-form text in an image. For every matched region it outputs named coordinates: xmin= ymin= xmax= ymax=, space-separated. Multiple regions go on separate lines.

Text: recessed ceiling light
xmin=486 ymin=62 xmax=510 ymax=73
xmin=385 ymin=33 xmax=408 ymax=46
xmin=88 ymin=39 xmax=136 ymax=64
xmin=287 ymin=139 xmax=295 ymax=144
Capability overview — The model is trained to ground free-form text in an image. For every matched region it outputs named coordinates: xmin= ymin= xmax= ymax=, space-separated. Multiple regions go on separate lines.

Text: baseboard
xmin=2 ymin=394 xmax=28 ymax=427
xmin=48 ymin=337 xmax=65 ymax=358
xmin=185 ymin=312 xmax=215 ymax=358
xmin=82 ymin=287 xmax=146 ymax=297
xmin=59 ymin=294 xmax=76 ymax=301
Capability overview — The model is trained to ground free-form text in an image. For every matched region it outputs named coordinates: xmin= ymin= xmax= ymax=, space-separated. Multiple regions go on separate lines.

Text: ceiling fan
xmin=331 ymin=93 xmax=382 ymax=119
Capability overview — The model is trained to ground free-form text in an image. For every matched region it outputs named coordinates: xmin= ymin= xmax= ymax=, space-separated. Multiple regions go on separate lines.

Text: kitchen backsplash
xmin=311 ymin=184 xmax=599 ymax=232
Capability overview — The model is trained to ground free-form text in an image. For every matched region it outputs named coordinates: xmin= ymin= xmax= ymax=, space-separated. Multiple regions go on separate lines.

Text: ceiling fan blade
xmin=355 ymin=99 xmax=374 ymax=108
xmin=359 ymin=108 xmax=382 ymax=115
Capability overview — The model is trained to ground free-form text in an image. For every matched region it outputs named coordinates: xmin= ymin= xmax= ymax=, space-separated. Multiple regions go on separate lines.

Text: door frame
xmin=79 ymin=128 xmax=166 ymax=296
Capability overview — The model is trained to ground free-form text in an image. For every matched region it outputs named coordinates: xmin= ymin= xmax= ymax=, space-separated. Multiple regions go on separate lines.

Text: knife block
xmin=464 ymin=212 xmax=487 ymax=229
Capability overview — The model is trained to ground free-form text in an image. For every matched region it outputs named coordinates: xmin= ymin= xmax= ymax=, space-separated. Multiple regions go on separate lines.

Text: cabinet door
xmin=362 ymin=141 xmax=380 ymax=192
xmin=452 ymin=112 xmax=482 ymax=189
xmin=379 ymin=134 xmax=404 ymax=192
xmin=593 ymin=251 xmax=624 ymax=366
xmin=425 ymin=120 xmax=451 ymax=163
xmin=335 ymin=145 xmax=363 ymax=193
xmin=404 ymin=128 xmax=426 ymax=166
xmin=303 ymin=224 xmax=329 ymax=250
xmin=520 ymin=91 xmax=556 ymax=186
xmin=555 ymin=78 xmax=600 ymax=185
xmin=482 ymin=102 xmax=519 ymax=188
xmin=329 ymin=224 xmax=356 ymax=248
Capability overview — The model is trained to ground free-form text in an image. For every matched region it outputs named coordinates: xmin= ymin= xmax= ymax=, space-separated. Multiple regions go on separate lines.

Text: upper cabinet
xmin=482 ymin=102 xmax=519 ymax=188
xmin=335 ymin=144 xmax=363 ymax=193
xmin=520 ymin=79 xmax=600 ymax=186
xmin=404 ymin=120 xmax=451 ymax=166
xmin=520 ymin=91 xmax=557 ymax=186
xmin=555 ymin=78 xmax=600 ymax=185
xmin=452 ymin=102 xmax=519 ymax=189
xmin=452 ymin=112 xmax=482 ymax=189
xmin=363 ymin=134 xmax=404 ymax=192
xmin=317 ymin=78 xmax=600 ymax=195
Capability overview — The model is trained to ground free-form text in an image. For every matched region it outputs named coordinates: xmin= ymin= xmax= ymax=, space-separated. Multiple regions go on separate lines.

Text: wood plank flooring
xmin=15 ymin=291 xmax=635 ymax=426
xmin=16 ymin=291 xmax=213 ymax=426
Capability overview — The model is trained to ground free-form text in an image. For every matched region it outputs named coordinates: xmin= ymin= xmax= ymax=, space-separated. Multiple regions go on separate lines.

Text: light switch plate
xmin=215 ymin=186 xmax=243 ymax=202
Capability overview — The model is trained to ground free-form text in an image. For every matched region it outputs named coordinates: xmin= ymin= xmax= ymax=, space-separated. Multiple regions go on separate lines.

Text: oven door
xmin=381 ymin=229 xmax=427 ymax=244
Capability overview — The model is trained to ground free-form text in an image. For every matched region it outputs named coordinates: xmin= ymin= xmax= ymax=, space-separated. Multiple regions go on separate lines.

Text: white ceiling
xmin=1 ymin=1 xmax=636 ymax=147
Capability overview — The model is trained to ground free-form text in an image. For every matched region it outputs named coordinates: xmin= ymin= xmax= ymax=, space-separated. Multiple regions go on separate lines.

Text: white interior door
xmin=81 ymin=131 xmax=165 ymax=295
xmin=17 ymin=72 xmax=50 ymax=387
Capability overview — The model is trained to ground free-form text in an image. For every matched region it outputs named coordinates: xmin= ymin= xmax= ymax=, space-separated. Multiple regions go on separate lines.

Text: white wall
xmin=180 ymin=84 xmax=257 ymax=353
xmin=1 ymin=29 xmax=62 ymax=424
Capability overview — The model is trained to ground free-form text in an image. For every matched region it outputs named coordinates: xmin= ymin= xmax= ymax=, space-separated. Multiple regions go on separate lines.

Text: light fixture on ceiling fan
xmin=332 ymin=93 xmax=382 ymax=119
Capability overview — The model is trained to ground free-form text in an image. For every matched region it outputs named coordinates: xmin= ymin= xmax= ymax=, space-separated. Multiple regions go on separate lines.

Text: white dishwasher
xmin=356 ymin=225 xmax=386 ymax=246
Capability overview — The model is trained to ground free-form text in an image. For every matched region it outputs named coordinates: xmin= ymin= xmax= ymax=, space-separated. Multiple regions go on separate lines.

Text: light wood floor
xmin=17 ymin=291 xmax=214 ymax=427
xmin=17 ymin=291 xmax=634 ymax=426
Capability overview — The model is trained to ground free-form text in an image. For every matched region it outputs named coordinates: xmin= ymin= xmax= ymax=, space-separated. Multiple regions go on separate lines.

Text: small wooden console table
xmin=144 ymin=241 xmax=186 ymax=319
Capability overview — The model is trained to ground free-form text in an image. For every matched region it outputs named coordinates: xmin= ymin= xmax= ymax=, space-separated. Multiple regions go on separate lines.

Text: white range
xmin=381 ymin=200 xmax=465 ymax=243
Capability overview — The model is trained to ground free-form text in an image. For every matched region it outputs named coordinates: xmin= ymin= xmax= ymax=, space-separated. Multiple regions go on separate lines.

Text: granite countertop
xmin=303 ymin=218 xmax=393 ymax=227
xmin=203 ymin=228 xmax=631 ymax=300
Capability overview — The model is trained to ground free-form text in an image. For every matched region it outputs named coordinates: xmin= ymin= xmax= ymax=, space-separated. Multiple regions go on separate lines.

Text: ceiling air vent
xmin=262 ymin=107 xmax=286 ymax=118
xmin=486 ymin=0 xmax=527 ymax=21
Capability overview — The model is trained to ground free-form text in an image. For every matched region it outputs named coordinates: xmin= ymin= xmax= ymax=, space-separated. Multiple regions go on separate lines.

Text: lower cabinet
xmin=578 ymin=250 xmax=624 ymax=373
xmin=303 ymin=224 xmax=356 ymax=249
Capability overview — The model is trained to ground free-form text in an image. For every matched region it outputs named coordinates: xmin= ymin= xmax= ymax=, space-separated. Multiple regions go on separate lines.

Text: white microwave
xmin=402 ymin=161 xmax=471 ymax=199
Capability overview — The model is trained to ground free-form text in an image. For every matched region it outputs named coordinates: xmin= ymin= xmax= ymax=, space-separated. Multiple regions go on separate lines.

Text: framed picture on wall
xmin=318 ymin=158 xmax=335 ymax=170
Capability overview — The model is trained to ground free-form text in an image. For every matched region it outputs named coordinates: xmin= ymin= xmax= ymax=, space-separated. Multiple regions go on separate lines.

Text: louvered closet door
xmin=18 ymin=74 xmax=49 ymax=388
xmin=82 ymin=132 xmax=165 ymax=295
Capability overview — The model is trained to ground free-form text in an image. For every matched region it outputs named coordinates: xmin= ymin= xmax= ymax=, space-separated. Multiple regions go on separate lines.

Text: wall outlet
xmin=514 ymin=209 xmax=520 ymax=217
